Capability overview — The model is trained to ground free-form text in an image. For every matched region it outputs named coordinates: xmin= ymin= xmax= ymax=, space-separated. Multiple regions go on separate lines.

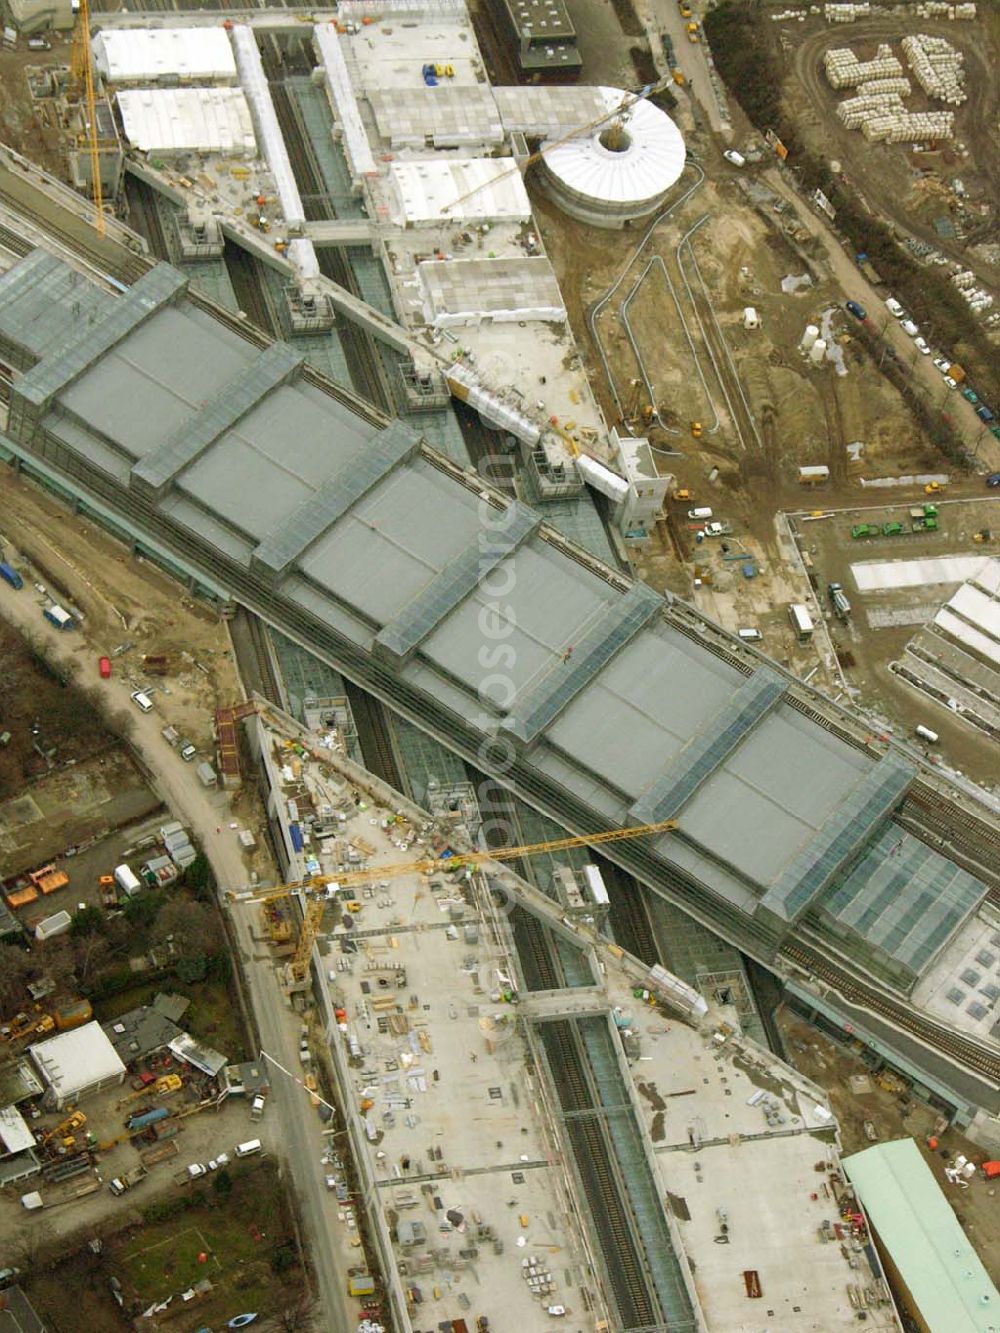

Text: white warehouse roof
xmin=0 ymin=1103 xmax=34 ymax=1155
xmin=388 ymin=159 xmax=531 ymax=226
xmin=116 ymin=87 xmax=256 ymax=157
xmin=93 ymin=28 xmax=237 ymax=84
xmin=30 ymin=1022 xmax=126 ymax=1098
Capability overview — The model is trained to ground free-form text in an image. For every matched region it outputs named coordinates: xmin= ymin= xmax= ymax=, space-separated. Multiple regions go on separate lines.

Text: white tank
xmin=799 ymin=324 xmax=820 ymax=351
xmin=809 ymin=338 xmax=828 ymax=364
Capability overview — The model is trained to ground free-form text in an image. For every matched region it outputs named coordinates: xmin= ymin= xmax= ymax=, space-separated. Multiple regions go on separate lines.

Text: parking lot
xmin=789 ymin=494 xmax=1000 ymax=781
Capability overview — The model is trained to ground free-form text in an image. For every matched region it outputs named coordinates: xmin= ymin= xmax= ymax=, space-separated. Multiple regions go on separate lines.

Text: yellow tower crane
xmin=68 ymin=0 xmax=105 ymax=237
xmin=233 ymin=819 xmax=679 ymax=984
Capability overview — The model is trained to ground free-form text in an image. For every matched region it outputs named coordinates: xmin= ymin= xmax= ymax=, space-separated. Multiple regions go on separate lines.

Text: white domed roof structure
xmin=538 ymin=86 xmax=685 ymax=229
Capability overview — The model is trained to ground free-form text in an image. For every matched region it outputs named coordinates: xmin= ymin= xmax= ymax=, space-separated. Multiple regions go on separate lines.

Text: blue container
xmin=0 ymin=562 xmax=23 ymax=590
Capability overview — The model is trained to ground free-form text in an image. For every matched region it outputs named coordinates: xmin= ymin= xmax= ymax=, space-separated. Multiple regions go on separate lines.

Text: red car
xmin=99 ymin=656 xmax=112 ymax=679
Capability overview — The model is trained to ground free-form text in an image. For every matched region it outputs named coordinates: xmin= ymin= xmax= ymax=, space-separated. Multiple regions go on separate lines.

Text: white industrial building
xmin=116 ymin=88 xmax=256 ymax=157
xmin=30 ymin=1022 xmax=127 ymax=1109
xmin=893 ymin=558 xmax=1000 ymax=741
xmin=93 ymin=28 xmax=238 ymax=86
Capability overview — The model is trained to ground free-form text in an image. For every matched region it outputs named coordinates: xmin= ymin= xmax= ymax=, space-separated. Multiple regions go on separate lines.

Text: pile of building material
xmin=825 ymin=2 xmax=871 ymax=21
xmin=823 ymin=44 xmax=903 ymax=88
xmin=913 ymin=1 xmax=976 ymax=16
xmin=836 ymin=92 xmax=954 ymax=142
xmin=857 ymin=77 xmax=912 ymax=96
xmin=902 ymin=33 xmax=966 ymax=104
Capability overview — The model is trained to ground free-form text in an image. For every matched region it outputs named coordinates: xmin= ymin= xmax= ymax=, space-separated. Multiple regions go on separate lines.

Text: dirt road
xmin=762 ymin=167 xmax=1000 ymax=472
xmin=0 ymin=582 xmax=354 ymax=1333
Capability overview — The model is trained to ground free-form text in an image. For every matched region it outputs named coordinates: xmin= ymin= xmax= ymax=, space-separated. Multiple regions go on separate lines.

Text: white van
xmin=915 ymin=724 xmax=939 ymax=744
xmin=235 ymin=1139 xmax=262 ymax=1158
xmin=737 ymin=628 xmax=763 ymax=642
xmin=130 ymin=690 xmax=154 ymax=713
xmin=688 ymin=507 xmax=713 ymax=520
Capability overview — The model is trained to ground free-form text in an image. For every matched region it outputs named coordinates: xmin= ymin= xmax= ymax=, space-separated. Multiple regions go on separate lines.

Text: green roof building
xmin=844 ymin=1138 xmax=1000 ymax=1333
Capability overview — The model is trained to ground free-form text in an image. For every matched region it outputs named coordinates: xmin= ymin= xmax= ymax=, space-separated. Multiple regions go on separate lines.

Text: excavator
xmin=40 ymin=1110 xmax=86 ymax=1153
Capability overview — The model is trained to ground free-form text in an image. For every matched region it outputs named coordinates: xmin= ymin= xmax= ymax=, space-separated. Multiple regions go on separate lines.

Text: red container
xmin=99 ymin=656 xmax=112 ymax=678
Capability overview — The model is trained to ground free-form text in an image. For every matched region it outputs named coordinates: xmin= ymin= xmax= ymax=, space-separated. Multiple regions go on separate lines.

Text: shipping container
xmin=35 ymin=911 xmax=72 ymax=941
xmin=196 ymin=761 xmax=217 ymax=788
xmin=126 ymin=1107 xmax=169 ymax=1132
xmin=43 ymin=605 xmax=74 ymax=630
xmin=788 ymin=604 xmax=814 ymax=641
xmin=0 ymin=562 xmax=23 ymax=590
xmin=289 ymin=822 xmax=304 ymax=852
xmin=114 ymin=864 xmax=142 ymax=897
xmin=54 ymin=998 xmax=93 ymax=1030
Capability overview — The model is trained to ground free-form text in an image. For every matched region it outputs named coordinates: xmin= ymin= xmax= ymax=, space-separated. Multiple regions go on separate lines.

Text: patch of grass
xmin=121 ymin=1225 xmax=222 ymax=1299
xmin=112 ymin=1164 xmax=299 ymax=1326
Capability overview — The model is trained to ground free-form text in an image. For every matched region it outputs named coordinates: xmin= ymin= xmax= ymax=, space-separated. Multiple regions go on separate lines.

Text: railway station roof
xmin=0 ymin=251 xmax=989 ymax=990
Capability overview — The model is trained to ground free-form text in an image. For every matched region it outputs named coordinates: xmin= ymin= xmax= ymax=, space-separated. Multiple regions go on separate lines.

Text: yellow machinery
xmin=41 ymin=1110 xmax=86 ymax=1146
xmin=67 ymin=0 xmax=104 ymax=235
xmin=116 ymin=1074 xmax=182 ymax=1109
xmin=235 ymin=819 xmax=679 ymax=984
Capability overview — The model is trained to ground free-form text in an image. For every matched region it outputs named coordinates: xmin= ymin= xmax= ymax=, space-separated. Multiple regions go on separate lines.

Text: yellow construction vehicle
xmin=41 ymin=1110 xmax=86 ymax=1147
xmin=0 ymin=1011 xmax=54 ymax=1042
xmin=233 ymin=820 xmax=679 ymax=983
xmin=116 ymin=1074 xmax=182 ymax=1109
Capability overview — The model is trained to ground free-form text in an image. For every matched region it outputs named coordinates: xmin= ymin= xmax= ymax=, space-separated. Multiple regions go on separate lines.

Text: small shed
xmin=743 ymin=307 xmax=760 ymax=330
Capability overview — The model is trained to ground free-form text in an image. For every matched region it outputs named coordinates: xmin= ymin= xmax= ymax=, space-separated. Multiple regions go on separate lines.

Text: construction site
xmin=0 ymin=0 xmax=996 ymax=1329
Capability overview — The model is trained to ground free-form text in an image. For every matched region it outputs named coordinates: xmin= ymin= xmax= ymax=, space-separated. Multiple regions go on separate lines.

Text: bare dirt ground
xmin=0 ymin=469 xmax=241 ymax=753
xmin=781 ymin=13 xmax=1000 ymax=297
xmin=777 ymin=1009 xmax=1000 ymax=1278
xmin=0 ymin=39 xmax=73 ymax=178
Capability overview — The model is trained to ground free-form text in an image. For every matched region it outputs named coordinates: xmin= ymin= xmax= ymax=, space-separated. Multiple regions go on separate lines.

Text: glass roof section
xmin=131 ymin=341 xmax=304 ymax=495
xmin=251 ymin=419 xmax=419 ymax=577
xmin=16 ymin=265 xmax=186 ymax=408
xmin=629 ymin=666 xmax=786 ymax=824
xmin=0 ymin=250 xmax=113 ymax=366
xmin=375 ymin=500 xmax=539 ymax=662
xmin=819 ymin=825 xmax=987 ymax=976
xmin=757 ymin=757 xmax=914 ymax=924
xmin=503 ymin=582 xmax=662 ymax=743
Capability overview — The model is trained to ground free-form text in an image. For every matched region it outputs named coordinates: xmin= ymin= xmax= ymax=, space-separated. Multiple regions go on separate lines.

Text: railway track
xmin=0 ymin=184 xmax=150 ymax=286
xmin=264 ymin=54 xmax=392 ymax=414
xmin=342 ymin=683 xmax=403 ymax=790
xmin=782 ymin=938 xmax=1000 ymax=1083
xmin=539 ymin=1021 xmax=660 ymax=1330
xmin=229 ymin=608 xmax=283 ymax=707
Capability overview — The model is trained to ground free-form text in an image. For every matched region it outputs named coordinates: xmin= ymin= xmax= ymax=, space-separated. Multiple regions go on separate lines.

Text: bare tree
xmin=8 ymin=1217 xmax=55 ymax=1272
xmin=154 ymin=899 xmax=220 ymax=956
xmin=0 ymin=944 xmax=35 ymax=1012
xmin=275 ymin=1289 xmax=317 ymax=1333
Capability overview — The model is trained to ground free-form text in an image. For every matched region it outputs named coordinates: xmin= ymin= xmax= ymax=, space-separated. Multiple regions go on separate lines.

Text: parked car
xmin=913 ymin=336 xmax=931 ymax=355
xmin=99 ymin=656 xmax=112 ymax=679
xmin=722 ymin=149 xmax=745 ymax=167
xmin=885 ymin=297 xmax=905 ymax=318
xmin=900 ymin=319 xmax=919 ymax=338
xmin=942 ymin=376 xmax=958 ymax=390
xmin=976 ymin=404 xmax=995 ymax=423
xmin=985 ymin=473 xmax=1000 ymax=488
xmin=845 ymin=300 xmax=866 ymax=320
xmin=932 ymin=356 xmax=951 ymax=374
xmin=962 ymin=388 xmax=979 ymax=405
